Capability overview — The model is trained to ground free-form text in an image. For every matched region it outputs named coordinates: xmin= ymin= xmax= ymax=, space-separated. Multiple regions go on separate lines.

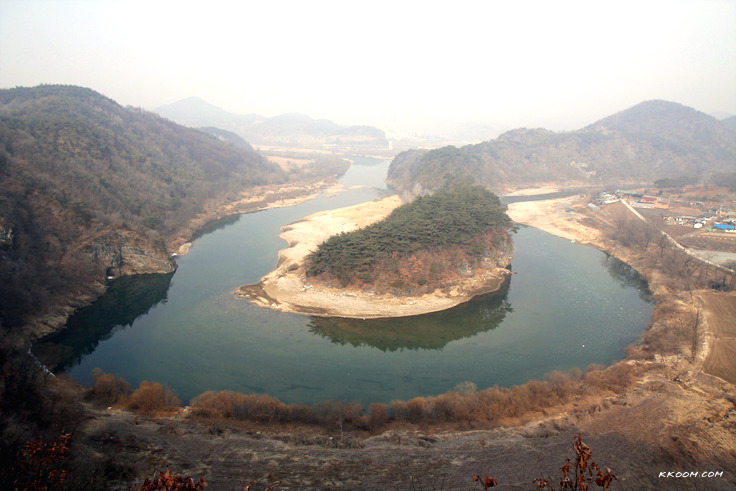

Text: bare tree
xmin=690 ymin=307 xmax=704 ymax=361
xmin=655 ymin=233 xmax=671 ymax=266
xmin=641 ymin=221 xmax=658 ymax=250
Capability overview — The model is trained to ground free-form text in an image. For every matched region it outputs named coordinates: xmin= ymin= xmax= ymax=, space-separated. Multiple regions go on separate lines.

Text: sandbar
xmin=506 ymin=194 xmax=602 ymax=243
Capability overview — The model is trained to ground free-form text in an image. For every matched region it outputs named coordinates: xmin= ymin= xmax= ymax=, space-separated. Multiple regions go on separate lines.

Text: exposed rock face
xmin=118 ymin=246 xmax=177 ymax=275
xmin=85 ymin=231 xmax=177 ymax=277
xmin=10 ymin=228 xmax=177 ymax=343
xmin=487 ymin=236 xmax=514 ymax=269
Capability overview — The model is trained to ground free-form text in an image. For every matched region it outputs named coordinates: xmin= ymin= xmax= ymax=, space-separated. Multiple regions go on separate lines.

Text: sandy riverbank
xmin=235 ymin=195 xmax=512 ymax=318
xmin=506 ymin=194 xmax=602 ymax=243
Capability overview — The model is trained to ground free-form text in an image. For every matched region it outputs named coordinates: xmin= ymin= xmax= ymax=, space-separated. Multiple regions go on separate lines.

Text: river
xmin=35 ymin=158 xmax=653 ymax=405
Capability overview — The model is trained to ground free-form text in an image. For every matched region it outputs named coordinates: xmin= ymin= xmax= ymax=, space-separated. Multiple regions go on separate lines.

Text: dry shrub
xmin=545 ymin=369 xmax=579 ymax=402
xmin=533 ymin=433 xmax=616 ymax=490
xmin=473 ymin=387 xmax=509 ymax=421
xmin=89 ymin=368 xmax=132 ymax=407
xmin=130 ymin=469 xmax=206 ymax=490
xmin=190 ymin=390 xmax=248 ymax=419
xmin=126 ymin=381 xmax=180 ymax=414
xmin=249 ymin=394 xmax=312 ymax=423
xmin=433 ymin=391 xmax=460 ymax=420
xmin=367 ymin=402 xmax=389 ymax=431
xmin=313 ymin=400 xmax=364 ymax=431
xmin=583 ymin=362 xmax=640 ymax=393
xmin=406 ymin=397 xmax=433 ymax=423
xmin=505 ymin=384 xmax=534 ymax=417
xmin=640 ymin=319 xmax=690 ymax=357
xmin=190 ymin=390 xmax=312 ymax=423
xmin=177 ymin=365 xmax=632 ymax=431
xmin=12 ymin=433 xmax=71 ymax=491
xmin=389 ymin=400 xmax=410 ymax=421
xmin=386 ymin=369 xmax=585 ymax=425
xmin=624 ymin=343 xmax=650 ymax=360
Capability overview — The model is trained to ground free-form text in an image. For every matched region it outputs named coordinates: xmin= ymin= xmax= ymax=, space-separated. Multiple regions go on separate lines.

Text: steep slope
xmin=0 ymin=85 xmax=284 ymax=332
xmin=387 ymin=100 xmax=736 ymax=196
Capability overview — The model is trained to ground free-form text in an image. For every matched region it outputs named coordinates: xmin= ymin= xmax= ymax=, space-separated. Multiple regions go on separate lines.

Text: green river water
xmin=35 ymin=159 xmax=653 ymax=405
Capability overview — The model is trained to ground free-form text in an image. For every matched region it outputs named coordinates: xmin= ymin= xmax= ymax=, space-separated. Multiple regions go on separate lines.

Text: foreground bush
xmin=9 ymin=433 xmax=71 ymax=490
xmin=90 ymin=367 xmax=133 ymax=407
xmin=474 ymin=433 xmax=615 ymax=490
xmin=126 ymin=381 xmax=180 ymax=414
xmin=190 ymin=390 xmax=311 ymax=423
xmin=129 ymin=470 xmax=206 ymax=491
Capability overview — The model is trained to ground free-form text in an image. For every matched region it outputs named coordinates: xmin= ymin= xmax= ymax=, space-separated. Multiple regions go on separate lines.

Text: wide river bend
xmin=36 ymin=159 xmax=653 ymax=405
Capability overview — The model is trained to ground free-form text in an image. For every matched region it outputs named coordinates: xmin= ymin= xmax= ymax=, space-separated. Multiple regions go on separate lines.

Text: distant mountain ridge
xmin=387 ymin=100 xmax=736 ymax=196
xmin=155 ymin=97 xmax=388 ymax=149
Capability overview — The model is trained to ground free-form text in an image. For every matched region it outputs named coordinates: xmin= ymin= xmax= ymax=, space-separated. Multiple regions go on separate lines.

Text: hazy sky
xmin=1 ymin=0 xmax=735 ymax=134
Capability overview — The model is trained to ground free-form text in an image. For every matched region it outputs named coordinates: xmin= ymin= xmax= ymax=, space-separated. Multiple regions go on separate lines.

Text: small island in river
xmin=236 ymin=184 xmax=515 ymax=318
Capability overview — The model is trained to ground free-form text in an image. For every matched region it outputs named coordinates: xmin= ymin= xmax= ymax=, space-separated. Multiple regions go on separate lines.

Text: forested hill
xmin=305 ymin=185 xmax=514 ymax=293
xmin=0 ymin=85 xmax=286 ymax=331
xmin=387 ymin=100 xmax=736 ymax=196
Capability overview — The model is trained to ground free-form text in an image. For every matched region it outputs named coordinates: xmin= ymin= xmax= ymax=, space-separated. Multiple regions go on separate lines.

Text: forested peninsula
xmin=237 ymin=185 xmax=515 ymax=317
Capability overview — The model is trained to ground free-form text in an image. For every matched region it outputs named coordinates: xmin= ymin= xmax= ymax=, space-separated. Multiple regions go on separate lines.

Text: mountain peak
xmin=585 ymin=100 xmax=712 ymax=134
xmin=155 ymin=97 xmax=236 ymax=124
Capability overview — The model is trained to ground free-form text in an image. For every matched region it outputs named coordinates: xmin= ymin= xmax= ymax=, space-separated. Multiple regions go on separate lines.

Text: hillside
xmin=0 ymin=85 xmax=287 ymax=332
xmin=305 ymin=184 xmax=514 ymax=294
xmin=195 ymin=126 xmax=257 ymax=150
xmin=387 ymin=100 xmax=736 ymax=196
xmin=723 ymin=115 xmax=736 ymax=131
xmin=156 ymin=97 xmax=389 ymax=150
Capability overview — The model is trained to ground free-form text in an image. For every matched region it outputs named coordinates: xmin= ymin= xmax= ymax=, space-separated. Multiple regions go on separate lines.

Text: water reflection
xmin=602 ymin=255 xmax=653 ymax=302
xmin=191 ymin=214 xmax=241 ymax=241
xmin=308 ymin=281 xmax=512 ymax=351
xmin=33 ymin=273 xmax=174 ymax=371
